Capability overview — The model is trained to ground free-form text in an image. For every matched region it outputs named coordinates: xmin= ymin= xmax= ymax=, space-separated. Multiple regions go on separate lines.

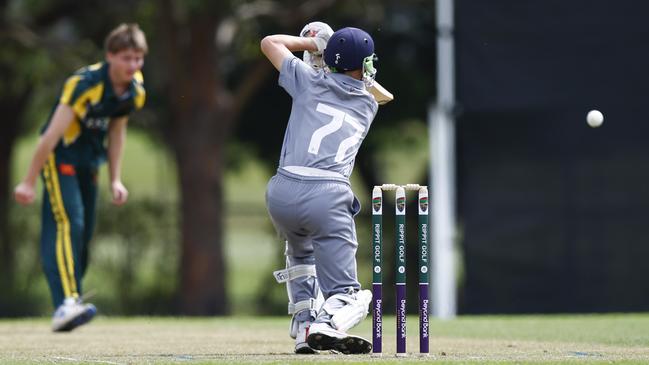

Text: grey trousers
xmin=266 ymin=169 xmax=362 ymax=312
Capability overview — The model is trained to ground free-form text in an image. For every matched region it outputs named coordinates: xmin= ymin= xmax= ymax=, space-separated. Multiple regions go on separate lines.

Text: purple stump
xmin=372 ymin=283 xmax=382 ymax=353
xmin=396 ymin=284 xmax=407 ymax=354
xmin=419 ymin=283 xmax=429 ymax=353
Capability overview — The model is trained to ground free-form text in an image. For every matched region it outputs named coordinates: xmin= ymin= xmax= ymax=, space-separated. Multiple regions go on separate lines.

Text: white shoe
xmin=52 ymin=298 xmax=97 ymax=332
xmin=307 ymin=322 xmax=371 ymax=354
xmin=294 ymin=320 xmax=316 ymax=354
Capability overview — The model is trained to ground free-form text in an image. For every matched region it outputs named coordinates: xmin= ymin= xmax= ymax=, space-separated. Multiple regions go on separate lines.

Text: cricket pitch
xmin=1 ymin=314 xmax=648 ymax=364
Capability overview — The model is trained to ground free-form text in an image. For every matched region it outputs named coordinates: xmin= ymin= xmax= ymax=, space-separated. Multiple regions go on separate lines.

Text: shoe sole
xmin=307 ymin=332 xmax=372 ymax=354
xmin=54 ymin=307 xmax=97 ymax=332
xmin=295 ymin=344 xmax=317 ymax=354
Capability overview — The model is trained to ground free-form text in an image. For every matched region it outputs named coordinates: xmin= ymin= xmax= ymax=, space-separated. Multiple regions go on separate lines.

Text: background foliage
xmin=0 ymin=0 xmax=434 ymax=316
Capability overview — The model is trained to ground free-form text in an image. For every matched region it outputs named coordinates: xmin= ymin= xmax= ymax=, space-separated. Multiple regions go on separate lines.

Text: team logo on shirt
xmin=372 ymin=197 xmax=382 ymax=212
xmin=419 ymin=196 xmax=428 ymax=214
xmin=397 ymin=197 xmax=405 ymax=213
xmin=83 ymin=117 xmax=110 ymax=130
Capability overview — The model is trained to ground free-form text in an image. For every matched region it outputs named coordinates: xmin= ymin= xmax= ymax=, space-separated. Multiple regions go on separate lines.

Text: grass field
xmin=10 ymin=129 xmax=647 ymax=365
xmin=2 ymin=314 xmax=649 ymax=364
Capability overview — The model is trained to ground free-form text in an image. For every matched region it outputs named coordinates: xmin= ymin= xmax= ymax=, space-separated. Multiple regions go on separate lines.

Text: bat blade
xmin=368 ymin=81 xmax=394 ymax=105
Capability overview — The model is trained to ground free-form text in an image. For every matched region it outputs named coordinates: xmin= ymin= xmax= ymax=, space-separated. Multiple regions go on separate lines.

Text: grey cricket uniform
xmin=266 ymin=56 xmax=377 ymax=320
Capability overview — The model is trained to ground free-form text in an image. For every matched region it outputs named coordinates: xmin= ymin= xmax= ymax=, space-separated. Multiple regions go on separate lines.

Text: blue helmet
xmin=324 ymin=27 xmax=374 ymax=72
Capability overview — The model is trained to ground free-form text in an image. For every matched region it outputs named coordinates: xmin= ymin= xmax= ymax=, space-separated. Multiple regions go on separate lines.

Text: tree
xmin=152 ymin=0 xmax=336 ymax=314
xmin=0 ymin=36 xmax=28 ymax=305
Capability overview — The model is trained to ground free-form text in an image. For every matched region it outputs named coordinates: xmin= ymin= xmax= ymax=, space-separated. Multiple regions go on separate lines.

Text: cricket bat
xmin=368 ymin=81 xmax=394 ymax=105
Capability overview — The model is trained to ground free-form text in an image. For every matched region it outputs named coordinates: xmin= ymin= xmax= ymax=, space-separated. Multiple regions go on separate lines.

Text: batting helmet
xmin=324 ymin=27 xmax=374 ymax=72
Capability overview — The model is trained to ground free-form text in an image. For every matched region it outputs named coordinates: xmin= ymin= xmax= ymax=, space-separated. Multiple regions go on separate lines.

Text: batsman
xmin=261 ymin=22 xmax=385 ymax=354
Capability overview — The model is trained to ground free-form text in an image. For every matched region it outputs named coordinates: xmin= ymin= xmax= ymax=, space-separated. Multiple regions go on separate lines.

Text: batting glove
xmin=300 ymin=21 xmax=333 ymax=54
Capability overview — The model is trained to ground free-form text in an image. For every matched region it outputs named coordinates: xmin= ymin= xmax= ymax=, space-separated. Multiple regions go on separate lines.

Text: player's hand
xmin=301 ymin=22 xmax=334 ymax=70
xmin=111 ymin=180 xmax=129 ymax=206
xmin=14 ymin=181 xmax=36 ymax=205
xmin=300 ymin=21 xmax=333 ymax=54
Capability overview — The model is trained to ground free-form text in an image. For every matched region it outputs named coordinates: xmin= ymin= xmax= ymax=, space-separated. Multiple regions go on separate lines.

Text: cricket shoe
xmin=52 ymin=298 xmax=97 ymax=332
xmin=293 ymin=320 xmax=317 ymax=354
xmin=307 ymin=322 xmax=371 ymax=354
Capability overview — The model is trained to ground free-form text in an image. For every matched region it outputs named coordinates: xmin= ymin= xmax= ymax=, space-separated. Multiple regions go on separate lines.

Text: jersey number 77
xmin=308 ymin=103 xmax=365 ymax=163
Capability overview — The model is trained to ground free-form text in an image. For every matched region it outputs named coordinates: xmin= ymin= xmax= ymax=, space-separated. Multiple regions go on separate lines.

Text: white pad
xmin=288 ymin=298 xmax=317 ymax=315
xmin=288 ymin=291 xmax=324 ymax=317
xmin=289 ymin=296 xmax=324 ymax=339
xmin=274 ymin=259 xmax=324 ymax=338
xmin=290 ymin=313 xmax=312 ymax=340
xmin=323 ymin=290 xmax=372 ymax=333
xmin=292 ymin=319 xmax=313 ymax=351
xmin=273 ymin=264 xmax=316 ymax=283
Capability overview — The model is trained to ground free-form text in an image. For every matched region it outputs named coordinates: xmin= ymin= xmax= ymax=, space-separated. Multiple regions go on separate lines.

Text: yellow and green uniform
xmin=40 ymin=62 xmax=145 ymax=307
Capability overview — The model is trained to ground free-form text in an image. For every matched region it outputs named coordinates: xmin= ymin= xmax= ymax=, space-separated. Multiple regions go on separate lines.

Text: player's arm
xmin=14 ymin=104 xmax=75 ymax=205
xmin=107 ymin=116 xmax=128 ymax=206
xmin=260 ymin=34 xmax=321 ymax=71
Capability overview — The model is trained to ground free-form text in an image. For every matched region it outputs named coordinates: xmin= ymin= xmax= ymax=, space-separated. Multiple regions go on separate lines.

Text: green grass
xmin=1 ymin=314 xmax=648 ymax=364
